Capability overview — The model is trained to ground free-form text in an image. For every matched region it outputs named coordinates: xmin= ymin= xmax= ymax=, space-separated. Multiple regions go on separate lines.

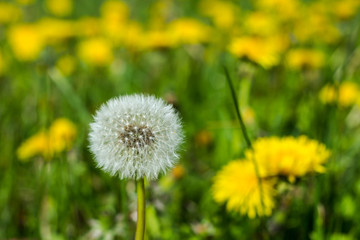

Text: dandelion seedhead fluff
xmin=89 ymin=94 xmax=183 ymax=180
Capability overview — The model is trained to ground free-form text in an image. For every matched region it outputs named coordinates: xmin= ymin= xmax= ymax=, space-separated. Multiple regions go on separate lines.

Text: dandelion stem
xmin=222 ymin=65 xmax=266 ymax=215
xmin=223 ymin=66 xmax=252 ymax=149
xmin=135 ymin=178 xmax=145 ymax=240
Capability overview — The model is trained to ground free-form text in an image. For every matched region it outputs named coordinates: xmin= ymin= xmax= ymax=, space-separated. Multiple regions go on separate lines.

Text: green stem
xmin=135 ymin=178 xmax=145 ymax=240
xmin=223 ymin=66 xmax=252 ymax=149
xmin=223 ymin=65 xmax=265 ymax=214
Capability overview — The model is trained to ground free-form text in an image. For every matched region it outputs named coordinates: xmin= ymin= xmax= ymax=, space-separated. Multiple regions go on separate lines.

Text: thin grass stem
xmin=222 ymin=65 xmax=266 ymax=216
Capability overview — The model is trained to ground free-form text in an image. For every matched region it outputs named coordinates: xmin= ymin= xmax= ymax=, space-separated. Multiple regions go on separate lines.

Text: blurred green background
xmin=1 ymin=0 xmax=360 ymax=239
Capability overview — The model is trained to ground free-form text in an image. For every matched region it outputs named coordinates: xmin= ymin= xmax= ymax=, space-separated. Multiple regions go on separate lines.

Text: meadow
xmin=1 ymin=0 xmax=360 ymax=239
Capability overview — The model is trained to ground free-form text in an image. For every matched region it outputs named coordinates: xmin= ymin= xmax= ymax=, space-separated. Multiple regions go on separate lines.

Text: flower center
xmin=119 ymin=125 xmax=155 ymax=148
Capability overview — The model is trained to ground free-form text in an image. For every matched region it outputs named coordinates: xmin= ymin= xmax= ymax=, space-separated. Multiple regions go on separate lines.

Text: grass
xmin=1 ymin=0 xmax=360 ymax=239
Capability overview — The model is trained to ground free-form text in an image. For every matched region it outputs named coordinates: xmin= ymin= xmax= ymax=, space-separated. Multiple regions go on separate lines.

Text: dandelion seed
xmin=89 ymin=94 xmax=183 ymax=180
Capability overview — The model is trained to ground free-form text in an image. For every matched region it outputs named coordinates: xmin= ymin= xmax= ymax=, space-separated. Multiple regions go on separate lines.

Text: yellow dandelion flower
xmin=167 ymin=18 xmax=212 ymax=45
xmin=141 ymin=30 xmax=175 ymax=50
xmin=7 ymin=24 xmax=45 ymax=61
xmin=213 ymin=160 xmax=276 ymax=218
xmin=17 ymin=118 xmax=77 ymax=161
xmin=101 ymin=0 xmax=129 ymax=23
xmin=294 ymin=10 xmax=340 ymax=44
xmin=37 ymin=18 xmax=75 ymax=44
xmin=319 ymin=82 xmax=360 ymax=107
xmin=286 ymin=48 xmax=325 ymax=70
xmin=330 ymin=0 xmax=360 ymax=20
xmin=0 ymin=3 xmax=22 ymax=24
xmin=199 ymin=0 xmax=238 ymax=30
xmin=48 ymin=118 xmax=77 ymax=153
xmin=243 ymin=12 xmax=280 ymax=36
xmin=246 ymin=136 xmax=330 ymax=180
xmin=256 ymin=0 xmax=300 ymax=21
xmin=228 ymin=35 xmax=288 ymax=69
xmin=338 ymin=82 xmax=360 ymax=107
xmin=17 ymin=131 xmax=49 ymax=161
xmin=45 ymin=0 xmax=73 ymax=17
xmin=56 ymin=55 xmax=77 ymax=76
xmin=319 ymin=85 xmax=337 ymax=104
xmin=77 ymin=38 xmax=113 ymax=66
xmin=171 ymin=165 xmax=185 ymax=179
xmin=101 ymin=0 xmax=129 ymax=43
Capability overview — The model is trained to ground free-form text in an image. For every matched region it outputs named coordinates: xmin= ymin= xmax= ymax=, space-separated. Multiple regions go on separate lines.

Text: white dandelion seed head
xmin=89 ymin=94 xmax=184 ymax=180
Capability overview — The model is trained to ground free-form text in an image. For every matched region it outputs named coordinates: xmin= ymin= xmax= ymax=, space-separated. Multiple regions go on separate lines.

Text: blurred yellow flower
xmin=200 ymin=0 xmax=238 ymax=30
xmin=286 ymin=48 xmax=325 ymax=70
xmin=171 ymin=165 xmax=185 ymax=179
xmin=168 ymin=18 xmax=212 ymax=45
xmin=17 ymin=118 xmax=77 ymax=160
xmin=101 ymin=0 xmax=129 ymax=43
xmin=8 ymin=24 xmax=45 ymax=61
xmin=56 ymin=55 xmax=77 ymax=76
xmin=256 ymin=0 xmax=300 ymax=20
xmin=142 ymin=30 xmax=175 ymax=50
xmin=48 ymin=118 xmax=77 ymax=153
xmin=141 ymin=18 xmax=210 ymax=49
xmin=338 ymin=82 xmax=360 ymax=107
xmin=17 ymin=131 xmax=49 ymax=160
xmin=244 ymin=12 xmax=280 ymax=36
xmin=213 ymin=160 xmax=276 ymax=218
xmin=45 ymin=0 xmax=73 ymax=17
xmin=37 ymin=18 xmax=75 ymax=44
xmin=101 ymin=0 xmax=129 ymax=23
xmin=195 ymin=130 xmax=213 ymax=147
xmin=319 ymin=82 xmax=360 ymax=107
xmin=330 ymin=0 xmax=360 ymax=20
xmin=246 ymin=136 xmax=330 ymax=181
xmin=319 ymin=85 xmax=337 ymax=104
xmin=228 ymin=35 xmax=287 ymax=68
xmin=0 ymin=3 xmax=22 ymax=24
xmin=77 ymin=38 xmax=113 ymax=66
xmin=294 ymin=9 xmax=340 ymax=44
